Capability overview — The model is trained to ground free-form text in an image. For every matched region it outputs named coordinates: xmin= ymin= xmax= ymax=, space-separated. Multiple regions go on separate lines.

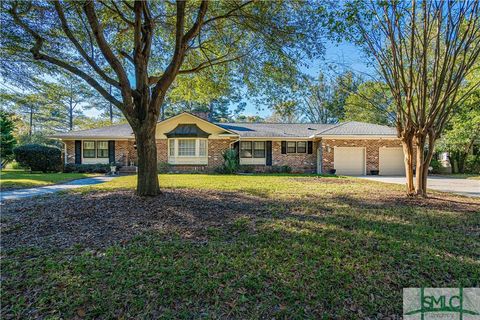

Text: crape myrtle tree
xmin=2 ymin=0 xmax=324 ymax=195
xmin=342 ymin=0 xmax=480 ymax=197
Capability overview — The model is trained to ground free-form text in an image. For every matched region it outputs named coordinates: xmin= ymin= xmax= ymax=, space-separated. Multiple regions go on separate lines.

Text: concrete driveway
xmin=360 ymin=175 xmax=480 ymax=197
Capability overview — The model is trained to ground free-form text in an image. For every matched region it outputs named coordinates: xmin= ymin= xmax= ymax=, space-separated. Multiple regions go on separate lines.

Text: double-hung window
xmin=83 ymin=141 xmax=109 ymax=159
xmin=168 ymin=138 xmax=208 ymax=164
xmin=286 ymin=141 xmax=307 ymax=154
xmin=240 ymin=141 xmax=265 ymax=158
xmin=178 ymin=139 xmax=196 ymax=156
xmin=83 ymin=141 xmax=96 ymax=158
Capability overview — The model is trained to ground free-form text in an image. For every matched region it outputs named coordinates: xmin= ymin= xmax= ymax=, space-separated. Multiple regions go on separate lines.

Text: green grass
xmin=446 ymin=173 xmax=480 ymax=180
xmin=2 ymin=174 xmax=479 ymax=318
xmin=0 ymin=170 xmax=98 ymax=190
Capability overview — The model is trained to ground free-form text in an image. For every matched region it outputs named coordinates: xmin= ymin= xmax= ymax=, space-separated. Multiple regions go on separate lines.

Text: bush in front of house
xmin=221 ymin=149 xmax=239 ymax=174
xmin=13 ymin=144 xmax=62 ymax=172
xmin=157 ymin=162 xmax=172 ymax=173
xmin=64 ymin=163 xmax=111 ymax=173
xmin=266 ymin=165 xmax=292 ymax=174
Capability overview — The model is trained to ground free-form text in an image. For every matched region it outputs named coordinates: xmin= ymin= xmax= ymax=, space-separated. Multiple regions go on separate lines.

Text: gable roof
xmin=51 ymin=113 xmax=398 ymax=140
xmin=50 ymin=123 xmax=133 ymax=139
xmin=316 ymin=121 xmax=397 ymax=136
xmin=217 ymin=123 xmax=334 ymax=138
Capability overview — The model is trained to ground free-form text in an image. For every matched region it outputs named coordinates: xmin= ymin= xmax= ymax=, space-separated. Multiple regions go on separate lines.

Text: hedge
xmin=13 ymin=144 xmax=62 ymax=172
xmin=64 ymin=163 xmax=111 ymax=173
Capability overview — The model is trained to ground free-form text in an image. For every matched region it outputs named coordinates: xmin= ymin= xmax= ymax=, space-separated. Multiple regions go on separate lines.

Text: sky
xmin=229 ymin=41 xmax=375 ymax=118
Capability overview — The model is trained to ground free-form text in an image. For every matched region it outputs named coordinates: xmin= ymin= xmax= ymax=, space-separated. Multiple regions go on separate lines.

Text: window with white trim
xmin=83 ymin=141 xmax=96 ymax=158
xmin=240 ymin=141 xmax=265 ymax=158
xmin=286 ymin=141 xmax=308 ymax=154
xmin=168 ymin=138 xmax=208 ymax=158
xmin=97 ymin=141 xmax=109 ymax=158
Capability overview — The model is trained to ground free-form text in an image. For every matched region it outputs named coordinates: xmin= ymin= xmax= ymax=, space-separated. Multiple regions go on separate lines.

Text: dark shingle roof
xmin=51 ymin=118 xmax=397 ymax=140
xmin=216 ymin=123 xmax=334 ymax=138
xmin=316 ymin=121 xmax=397 ymax=136
xmin=50 ymin=123 xmax=134 ymax=139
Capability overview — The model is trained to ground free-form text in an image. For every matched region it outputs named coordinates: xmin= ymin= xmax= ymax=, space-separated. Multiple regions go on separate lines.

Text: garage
xmin=334 ymin=147 xmax=365 ymax=175
xmin=379 ymin=147 xmax=405 ymax=175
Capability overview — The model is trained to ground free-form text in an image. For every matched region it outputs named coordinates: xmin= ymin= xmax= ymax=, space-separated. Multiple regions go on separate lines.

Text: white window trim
xmin=167 ymin=138 xmax=208 ymax=165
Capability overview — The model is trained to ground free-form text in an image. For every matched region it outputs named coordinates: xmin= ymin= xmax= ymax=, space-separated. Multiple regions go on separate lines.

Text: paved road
xmin=0 ymin=176 xmax=114 ymax=202
xmin=361 ymin=175 xmax=480 ymax=197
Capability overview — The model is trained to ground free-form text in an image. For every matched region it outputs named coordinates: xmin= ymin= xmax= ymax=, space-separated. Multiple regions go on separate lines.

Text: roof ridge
xmin=315 ymin=121 xmax=350 ymax=135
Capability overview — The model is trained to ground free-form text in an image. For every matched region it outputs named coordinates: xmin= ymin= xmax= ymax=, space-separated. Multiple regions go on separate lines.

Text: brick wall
xmin=63 ymin=140 xmax=136 ymax=165
xmin=115 ymin=140 xmax=137 ymax=165
xmin=65 ymin=140 xmax=75 ymax=164
xmin=271 ymin=141 xmax=318 ymax=173
xmin=321 ymin=138 xmax=403 ymax=174
xmin=156 ymin=138 xmax=231 ymax=173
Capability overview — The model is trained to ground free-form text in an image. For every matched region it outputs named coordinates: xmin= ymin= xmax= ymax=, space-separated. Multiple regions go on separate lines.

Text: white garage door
xmin=379 ymin=147 xmax=405 ymax=175
xmin=334 ymin=147 xmax=365 ymax=175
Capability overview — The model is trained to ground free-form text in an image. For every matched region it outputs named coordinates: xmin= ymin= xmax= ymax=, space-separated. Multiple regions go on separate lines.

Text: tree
xmin=343 ymin=1 xmax=480 ymax=196
xmin=267 ymin=100 xmax=301 ymax=123
xmin=344 ymin=81 xmax=394 ymax=125
xmin=293 ymin=71 xmax=362 ymax=124
xmin=3 ymin=0 xmax=324 ymax=196
xmin=437 ymin=68 xmax=480 ymax=173
xmin=0 ymin=111 xmax=17 ymax=167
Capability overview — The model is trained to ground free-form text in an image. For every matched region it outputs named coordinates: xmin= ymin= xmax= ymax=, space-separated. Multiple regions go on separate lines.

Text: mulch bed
xmin=1 ymin=189 xmax=272 ymax=251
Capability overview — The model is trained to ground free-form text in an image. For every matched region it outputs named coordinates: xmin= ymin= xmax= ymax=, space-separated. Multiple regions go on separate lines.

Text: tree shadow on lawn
xmin=1 ymin=188 xmax=479 ymax=318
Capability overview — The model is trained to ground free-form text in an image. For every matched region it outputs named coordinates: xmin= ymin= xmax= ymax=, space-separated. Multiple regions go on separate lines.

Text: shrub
xmin=221 ymin=149 xmax=239 ymax=174
xmin=157 ymin=162 xmax=171 ymax=173
xmin=64 ymin=163 xmax=111 ymax=173
xmin=13 ymin=144 xmax=62 ymax=172
xmin=429 ymin=158 xmax=442 ymax=174
xmin=238 ymin=165 xmax=255 ymax=173
xmin=465 ymin=155 xmax=480 ymax=174
xmin=267 ymin=165 xmax=292 ymax=174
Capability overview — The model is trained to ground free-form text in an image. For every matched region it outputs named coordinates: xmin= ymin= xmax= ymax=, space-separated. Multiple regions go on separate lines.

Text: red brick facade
xmin=321 ymin=138 xmax=403 ymax=174
xmin=64 ymin=137 xmax=405 ymax=174
xmin=272 ymin=141 xmax=318 ymax=173
xmin=156 ymin=138 xmax=232 ymax=173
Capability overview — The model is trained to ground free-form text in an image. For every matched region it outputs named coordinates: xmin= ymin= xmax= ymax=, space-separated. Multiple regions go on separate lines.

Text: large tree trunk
xmin=401 ymin=135 xmax=415 ymax=196
xmin=134 ymin=123 xmax=160 ymax=196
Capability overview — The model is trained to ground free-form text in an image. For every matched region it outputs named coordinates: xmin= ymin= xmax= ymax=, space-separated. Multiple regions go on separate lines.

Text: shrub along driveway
xmin=1 ymin=175 xmax=479 ymax=318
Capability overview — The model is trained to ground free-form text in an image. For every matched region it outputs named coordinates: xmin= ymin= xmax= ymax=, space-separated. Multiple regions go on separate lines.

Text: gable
xmin=155 ymin=113 xmax=236 ymax=139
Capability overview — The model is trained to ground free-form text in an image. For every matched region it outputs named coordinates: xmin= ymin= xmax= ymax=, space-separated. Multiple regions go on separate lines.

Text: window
xmin=296 ymin=141 xmax=307 ymax=153
xmin=168 ymin=139 xmax=208 ymax=161
xmin=240 ymin=141 xmax=252 ymax=158
xmin=199 ymin=140 xmax=207 ymax=157
xmin=83 ymin=141 xmax=96 ymax=158
xmin=169 ymin=139 xmax=175 ymax=156
xmin=240 ymin=141 xmax=266 ymax=158
xmin=97 ymin=141 xmax=109 ymax=158
xmin=287 ymin=141 xmax=296 ymax=153
xmin=253 ymin=142 xmax=266 ymax=158
xmin=178 ymin=139 xmax=196 ymax=156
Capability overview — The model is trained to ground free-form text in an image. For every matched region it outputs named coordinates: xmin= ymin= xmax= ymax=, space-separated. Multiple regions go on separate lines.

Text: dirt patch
xmin=1 ymin=189 xmax=273 ymax=251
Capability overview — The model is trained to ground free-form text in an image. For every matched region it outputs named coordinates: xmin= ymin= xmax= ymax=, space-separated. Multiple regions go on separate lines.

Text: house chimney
xmin=191 ymin=111 xmax=211 ymax=121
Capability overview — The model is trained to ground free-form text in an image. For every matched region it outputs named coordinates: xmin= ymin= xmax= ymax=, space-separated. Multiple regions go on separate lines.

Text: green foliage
xmin=63 ymin=163 xmax=110 ymax=174
xmin=17 ymin=132 xmax=63 ymax=148
xmin=221 ymin=149 xmax=239 ymax=174
xmin=429 ymin=158 xmax=442 ymax=174
xmin=465 ymin=155 xmax=480 ymax=174
xmin=13 ymin=144 xmax=62 ymax=172
xmin=0 ymin=111 xmax=17 ymax=166
xmin=344 ymin=81 xmax=394 ymax=125
xmin=267 ymin=165 xmax=292 ymax=174
xmin=157 ymin=162 xmax=172 ymax=174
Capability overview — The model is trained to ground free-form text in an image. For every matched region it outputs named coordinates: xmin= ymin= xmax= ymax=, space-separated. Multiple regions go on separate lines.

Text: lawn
xmin=2 ymin=174 xmax=479 ymax=318
xmin=0 ymin=170 xmax=98 ymax=190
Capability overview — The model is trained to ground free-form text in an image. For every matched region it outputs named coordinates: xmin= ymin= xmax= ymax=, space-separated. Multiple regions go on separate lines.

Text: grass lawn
xmin=0 ymin=170 xmax=98 ymax=190
xmin=2 ymin=174 xmax=479 ymax=318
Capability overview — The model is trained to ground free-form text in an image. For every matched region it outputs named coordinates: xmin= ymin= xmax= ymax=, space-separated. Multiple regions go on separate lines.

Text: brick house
xmin=52 ymin=112 xmax=407 ymax=175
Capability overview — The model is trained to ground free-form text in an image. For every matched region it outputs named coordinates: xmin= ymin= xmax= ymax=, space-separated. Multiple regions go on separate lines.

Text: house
xmin=52 ymin=112 xmax=407 ymax=175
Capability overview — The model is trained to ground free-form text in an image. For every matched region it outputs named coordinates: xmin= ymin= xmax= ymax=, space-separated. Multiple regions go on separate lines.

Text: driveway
xmin=361 ymin=175 xmax=480 ymax=197
xmin=0 ymin=176 xmax=114 ymax=203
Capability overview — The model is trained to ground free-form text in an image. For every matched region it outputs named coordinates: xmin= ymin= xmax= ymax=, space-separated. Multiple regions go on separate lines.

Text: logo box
xmin=403 ymin=288 xmax=480 ymax=320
